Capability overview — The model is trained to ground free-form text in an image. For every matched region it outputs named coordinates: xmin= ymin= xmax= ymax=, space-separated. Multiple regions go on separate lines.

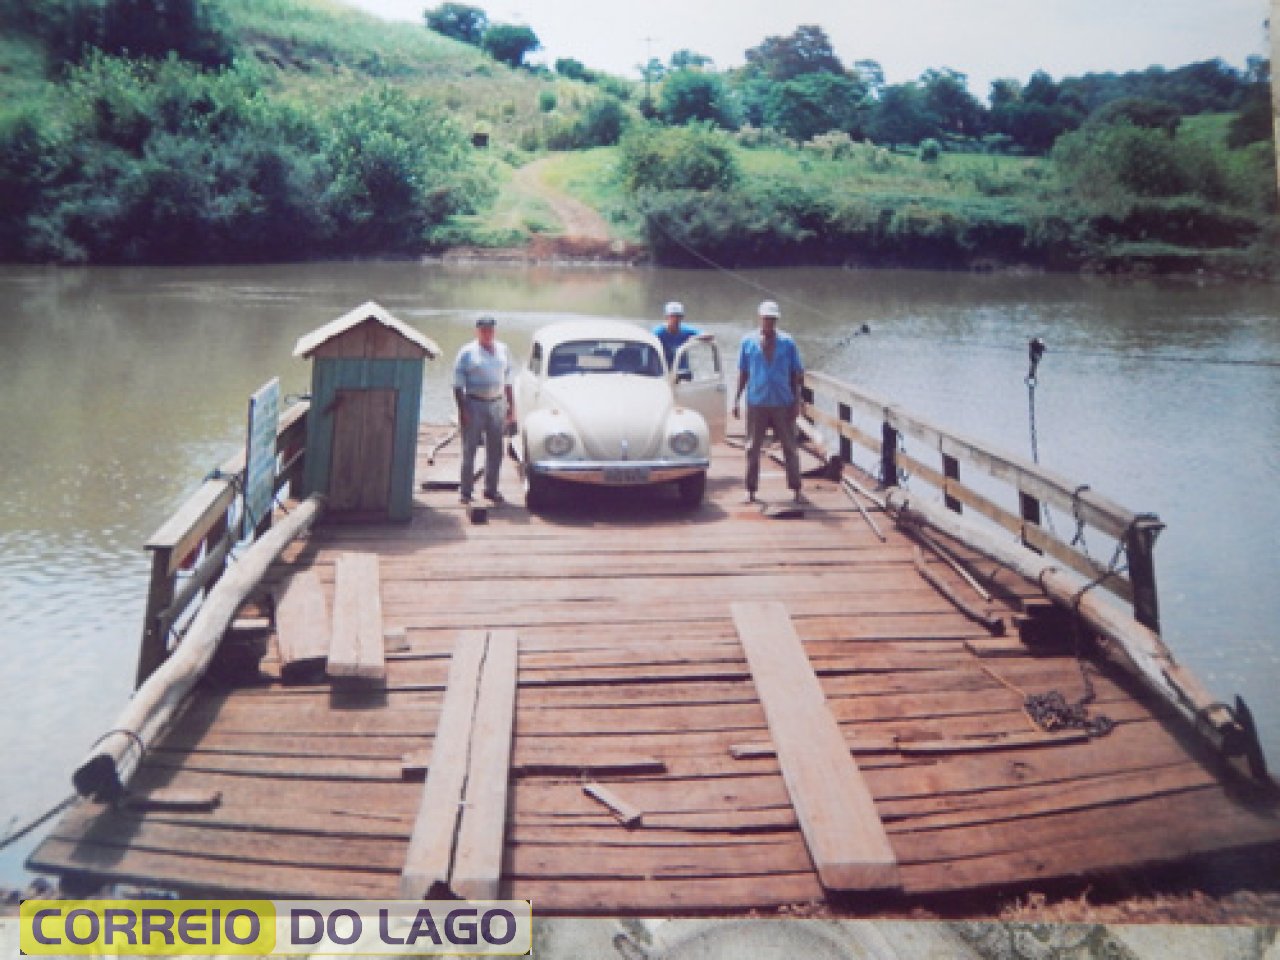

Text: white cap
xmin=664 ymin=301 xmax=685 ymax=316
xmin=758 ymin=300 xmax=781 ymax=318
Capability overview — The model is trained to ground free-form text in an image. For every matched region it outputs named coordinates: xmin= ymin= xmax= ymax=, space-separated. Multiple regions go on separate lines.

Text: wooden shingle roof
xmin=293 ymin=301 xmax=441 ymax=360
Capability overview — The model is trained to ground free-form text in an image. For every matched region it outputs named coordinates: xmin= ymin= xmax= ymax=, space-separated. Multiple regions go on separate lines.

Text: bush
xmin=1 ymin=54 xmax=494 ymax=263
xmin=918 ymin=138 xmax=942 ymax=162
xmin=538 ymin=89 xmax=556 ymax=113
xmin=618 ymin=122 xmax=739 ymax=193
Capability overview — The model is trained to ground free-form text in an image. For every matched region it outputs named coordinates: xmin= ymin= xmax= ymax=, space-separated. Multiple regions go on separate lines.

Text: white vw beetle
xmin=515 ymin=320 xmax=726 ymax=509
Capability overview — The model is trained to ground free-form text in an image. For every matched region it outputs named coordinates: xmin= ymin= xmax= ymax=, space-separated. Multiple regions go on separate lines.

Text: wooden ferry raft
xmin=30 ymin=318 xmax=1280 ymax=912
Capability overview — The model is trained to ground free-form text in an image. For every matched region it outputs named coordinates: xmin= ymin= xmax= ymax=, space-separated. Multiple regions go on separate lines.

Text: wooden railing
xmin=802 ymin=371 xmax=1164 ymax=631
xmin=134 ymin=401 xmax=310 ymax=687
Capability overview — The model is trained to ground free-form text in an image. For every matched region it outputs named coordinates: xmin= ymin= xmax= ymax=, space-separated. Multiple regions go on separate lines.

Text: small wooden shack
xmin=294 ymin=301 xmax=439 ymax=521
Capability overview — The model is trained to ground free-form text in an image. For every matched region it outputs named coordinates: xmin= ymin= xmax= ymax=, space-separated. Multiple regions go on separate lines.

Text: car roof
xmin=533 ymin=320 xmax=659 ymax=350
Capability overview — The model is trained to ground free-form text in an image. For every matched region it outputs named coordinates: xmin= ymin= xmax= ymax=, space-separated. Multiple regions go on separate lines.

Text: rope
xmin=646 ymin=214 xmax=849 ymax=325
xmin=0 ymin=795 xmax=77 ymax=852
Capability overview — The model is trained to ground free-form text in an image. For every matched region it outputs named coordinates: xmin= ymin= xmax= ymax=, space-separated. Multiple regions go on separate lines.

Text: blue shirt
xmin=738 ymin=332 xmax=803 ymax=407
xmin=453 ymin=340 xmax=513 ymax=398
xmin=653 ymin=322 xmax=701 ymax=366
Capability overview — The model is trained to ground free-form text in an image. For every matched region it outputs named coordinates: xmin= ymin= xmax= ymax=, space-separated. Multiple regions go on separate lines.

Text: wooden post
xmin=1019 ymin=491 xmax=1043 ymax=555
xmin=135 ymin=548 xmax=175 ymax=689
xmin=943 ymin=453 xmax=962 ymax=514
xmin=880 ymin=421 xmax=899 ymax=488
xmin=838 ymin=402 xmax=853 ymax=464
xmin=1125 ymin=513 xmax=1163 ymax=633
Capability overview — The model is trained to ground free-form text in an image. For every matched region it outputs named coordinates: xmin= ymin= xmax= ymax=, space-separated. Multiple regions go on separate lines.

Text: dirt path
xmin=512 ymin=157 xmax=612 ymax=242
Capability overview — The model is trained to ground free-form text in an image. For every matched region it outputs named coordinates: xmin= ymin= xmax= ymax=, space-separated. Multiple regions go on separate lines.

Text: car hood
xmin=539 ymin=375 xmax=673 ymax=460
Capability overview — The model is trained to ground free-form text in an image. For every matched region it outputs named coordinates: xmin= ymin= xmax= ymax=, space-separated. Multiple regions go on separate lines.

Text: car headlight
xmin=544 ymin=432 xmax=575 ymax=457
xmin=669 ymin=429 xmax=699 ymax=456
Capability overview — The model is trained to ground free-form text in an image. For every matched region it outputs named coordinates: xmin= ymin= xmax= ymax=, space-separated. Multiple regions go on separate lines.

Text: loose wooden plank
xmin=274 ymin=570 xmax=330 ymax=683
xmin=582 ymin=783 xmax=643 ymax=827
xmin=399 ymin=631 xmax=486 ymax=899
xmin=732 ymin=601 xmax=900 ymax=891
xmin=328 ymin=552 xmax=386 ymax=681
xmin=452 ymin=630 xmax=518 ymax=900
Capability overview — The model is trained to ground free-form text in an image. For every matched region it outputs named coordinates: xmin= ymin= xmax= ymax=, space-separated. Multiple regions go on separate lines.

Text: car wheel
xmin=524 ymin=467 xmax=550 ymax=511
xmin=676 ymin=471 xmax=706 ymax=507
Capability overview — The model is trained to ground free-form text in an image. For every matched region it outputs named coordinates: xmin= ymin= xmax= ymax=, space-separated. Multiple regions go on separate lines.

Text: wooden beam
xmin=74 ymin=495 xmax=326 ymax=801
xmin=400 ymin=631 xmax=486 ymax=899
xmin=328 ymin=553 xmax=385 ymax=682
xmin=452 ymin=629 xmax=518 ymax=900
xmin=274 ymin=570 xmax=330 ymax=684
xmin=731 ymin=601 xmax=900 ymax=891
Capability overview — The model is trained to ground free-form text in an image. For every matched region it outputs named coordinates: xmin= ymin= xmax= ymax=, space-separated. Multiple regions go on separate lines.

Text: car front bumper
xmin=529 ymin=458 xmax=709 ymax=485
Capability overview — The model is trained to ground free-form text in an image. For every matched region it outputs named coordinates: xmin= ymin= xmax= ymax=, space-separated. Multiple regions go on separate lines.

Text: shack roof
xmin=293 ymin=301 xmax=441 ymax=360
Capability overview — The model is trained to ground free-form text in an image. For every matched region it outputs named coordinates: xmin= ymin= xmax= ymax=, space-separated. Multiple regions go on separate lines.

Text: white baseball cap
xmin=664 ymin=301 xmax=685 ymax=316
xmin=758 ymin=300 xmax=781 ymax=318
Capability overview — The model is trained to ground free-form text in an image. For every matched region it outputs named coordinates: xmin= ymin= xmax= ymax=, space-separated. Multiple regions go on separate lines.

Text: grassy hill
xmin=0 ymin=0 xmax=1274 ymax=273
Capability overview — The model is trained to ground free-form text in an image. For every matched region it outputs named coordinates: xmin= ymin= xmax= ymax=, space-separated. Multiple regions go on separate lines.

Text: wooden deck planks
xmin=273 ymin=569 xmax=330 ymax=683
xmin=399 ymin=631 xmax=486 ymax=899
xmin=328 ymin=552 xmax=386 ymax=681
xmin=451 ymin=630 xmax=518 ymax=900
xmin=732 ymin=601 xmax=901 ymax=891
xmin=29 ymin=431 xmax=1280 ymax=911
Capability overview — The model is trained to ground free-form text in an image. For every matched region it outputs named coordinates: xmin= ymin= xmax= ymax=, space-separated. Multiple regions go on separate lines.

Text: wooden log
xmin=883 ymin=488 xmax=1242 ymax=758
xmin=328 ymin=552 xmax=385 ymax=682
xmin=452 ymin=630 xmax=518 ymax=900
xmin=731 ymin=601 xmax=900 ymax=891
xmin=400 ymin=632 xmax=486 ymax=899
xmin=274 ymin=570 xmax=330 ymax=684
xmin=73 ymin=495 xmax=326 ymax=801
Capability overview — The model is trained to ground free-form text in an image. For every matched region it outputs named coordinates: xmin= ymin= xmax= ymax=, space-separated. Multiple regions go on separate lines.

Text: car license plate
xmin=603 ymin=466 xmax=650 ymax=484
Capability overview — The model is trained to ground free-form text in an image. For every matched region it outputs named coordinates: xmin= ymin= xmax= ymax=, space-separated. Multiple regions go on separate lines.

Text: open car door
xmin=672 ymin=337 xmax=727 ymax=442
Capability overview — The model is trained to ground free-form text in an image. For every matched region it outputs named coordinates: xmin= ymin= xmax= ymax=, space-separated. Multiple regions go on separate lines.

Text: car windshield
xmin=547 ymin=339 xmax=665 ymax=378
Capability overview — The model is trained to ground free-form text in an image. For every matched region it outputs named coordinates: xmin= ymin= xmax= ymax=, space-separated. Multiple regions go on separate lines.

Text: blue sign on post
xmin=243 ymin=378 xmax=281 ymax=538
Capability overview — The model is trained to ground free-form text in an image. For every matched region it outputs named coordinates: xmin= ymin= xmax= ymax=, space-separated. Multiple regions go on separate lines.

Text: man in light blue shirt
xmin=732 ymin=300 xmax=804 ymax=503
xmin=453 ymin=315 xmax=515 ymax=504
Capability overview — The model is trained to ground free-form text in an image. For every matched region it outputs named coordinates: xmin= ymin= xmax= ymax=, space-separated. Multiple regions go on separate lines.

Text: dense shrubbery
xmin=0 ymin=54 xmax=490 ymax=263
xmin=617 ymin=123 xmax=739 ymax=193
xmin=0 ymin=0 xmax=231 ymax=68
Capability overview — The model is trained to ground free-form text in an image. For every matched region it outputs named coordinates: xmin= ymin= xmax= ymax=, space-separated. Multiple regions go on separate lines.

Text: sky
xmin=340 ymin=0 xmax=1271 ymax=98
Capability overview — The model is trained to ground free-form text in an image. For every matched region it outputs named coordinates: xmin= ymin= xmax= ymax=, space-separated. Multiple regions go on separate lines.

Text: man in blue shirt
xmin=453 ymin=315 xmax=515 ymax=505
xmin=732 ymin=300 xmax=805 ymax=503
xmin=653 ymin=301 xmax=708 ymax=372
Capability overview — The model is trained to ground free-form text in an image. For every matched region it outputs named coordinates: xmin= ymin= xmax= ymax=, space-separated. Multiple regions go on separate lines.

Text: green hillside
xmin=0 ymin=0 xmax=1274 ymax=274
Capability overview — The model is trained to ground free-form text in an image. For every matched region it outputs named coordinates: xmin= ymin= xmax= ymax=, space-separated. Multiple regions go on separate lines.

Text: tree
xmin=920 ymin=68 xmax=986 ymax=138
xmin=424 ymin=3 xmax=488 ymax=46
xmin=852 ymin=60 xmax=885 ymax=97
xmin=671 ymin=49 xmax=713 ymax=70
xmin=660 ymin=69 xmax=735 ymax=128
xmin=764 ymin=72 xmax=867 ymax=142
xmin=744 ymin=24 xmax=844 ymax=82
xmin=481 ymin=24 xmax=540 ymax=68
xmin=555 ymin=57 xmax=589 ymax=81
xmin=1088 ymin=97 xmax=1182 ymax=136
xmin=866 ymin=83 xmax=937 ymax=146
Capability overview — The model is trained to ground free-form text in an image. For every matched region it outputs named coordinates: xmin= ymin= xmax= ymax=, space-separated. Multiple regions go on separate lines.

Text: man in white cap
xmin=453 ymin=315 xmax=515 ymax=504
xmin=653 ymin=300 xmax=710 ymax=371
xmin=732 ymin=300 xmax=805 ymax=503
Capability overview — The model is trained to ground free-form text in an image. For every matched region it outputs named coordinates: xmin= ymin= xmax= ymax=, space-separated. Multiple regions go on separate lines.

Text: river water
xmin=1 ymin=261 xmax=1277 ymax=885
